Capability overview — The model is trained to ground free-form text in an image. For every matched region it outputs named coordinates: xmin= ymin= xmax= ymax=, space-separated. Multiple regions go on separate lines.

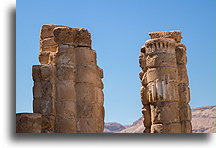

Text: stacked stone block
xmin=16 ymin=113 xmax=42 ymax=133
xmin=32 ymin=24 xmax=104 ymax=133
xmin=139 ymin=31 xmax=192 ymax=133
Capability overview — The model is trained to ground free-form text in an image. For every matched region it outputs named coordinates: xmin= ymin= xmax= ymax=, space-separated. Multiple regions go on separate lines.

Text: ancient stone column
xmin=32 ymin=24 xmax=104 ymax=133
xmin=139 ymin=31 xmax=192 ymax=133
xmin=16 ymin=113 xmax=41 ymax=133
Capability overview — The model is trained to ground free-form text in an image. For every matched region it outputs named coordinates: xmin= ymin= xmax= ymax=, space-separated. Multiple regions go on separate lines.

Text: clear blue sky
xmin=16 ymin=0 xmax=215 ymax=125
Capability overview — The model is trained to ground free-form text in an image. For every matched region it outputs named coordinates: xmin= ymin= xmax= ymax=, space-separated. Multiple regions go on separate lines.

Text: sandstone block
xmin=77 ymin=118 xmax=98 ymax=133
xmin=142 ymin=105 xmax=151 ymax=127
xmin=57 ymin=44 xmax=76 ymax=54
xmin=102 ymin=106 xmax=105 ymax=121
xmin=32 ymin=65 xmax=42 ymax=82
xmin=41 ymin=115 xmax=55 ymax=133
xmin=56 ymin=80 xmax=76 ymax=101
xmin=98 ymin=79 xmax=104 ymax=89
xmin=33 ymin=80 xmax=55 ymax=98
xmin=32 ymin=65 xmax=55 ymax=82
xmin=95 ymin=118 xmax=105 ymax=133
xmin=147 ymin=80 xmax=179 ymax=102
xmin=150 ymin=102 xmax=180 ymax=124
xmin=179 ymin=102 xmax=192 ymax=121
xmin=40 ymin=24 xmax=66 ymax=40
xmin=139 ymin=53 xmax=146 ymax=70
xmin=150 ymin=124 xmax=163 ymax=133
xmin=75 ymin=83 xmax=96 ymax=103
xmin=75 ymin=65 xmax=102 ymax=87
xmin=40 ymin=37 xmax=58 ymax=52
xmin=147 ymin=67 xmax=178 ymax=83
xmin=178 ymin=83 xmax=190 ymax=103
xmin=51 ymin=52 xmax=76 ymax=66
xmin=149 ymin=31 xmax=182 ymax=43
xmin=176 ymin=44 xmax=187 ymax=64
xmin=95 ymin=87 xmax=104 ymax=105
xmin=145 ymin=38 xmax=176 ymax=55
xmin=48 ymin=52 xmax=56 ymax=64
xmin=39 ymin=51 xmax=51 ymax=64
xmin=55 ymin=115 xmax=76 ymax=133
xmin=16 ymin=113 xmax=41 ymax=133
xmin=77 ymin=102 xmax=104 ymax=118
xmin=140 ymin=46 xmax=146 ymax=54
xmin=140 ymin=86 xmax=148 ymax=105
xmin=75 ymin=47 xmax=96 ymax=66
xmin=53 ymin=27 xmax=91 ymax=47
xmin=56 ymin=100 xmax=76 ymax=117
xmin=97 ymin=66 xmax=104 ymax=78
xmin=181 ymin=120 xmax=192 ymax=133
xmin=141 ymin=72 xmax=148 ymax=86
xmin=33 ymin=98 xmax=55 ymax=115
xmin=56 ymin=65 xmax=76 ymax=81
xmin=164 ymin=123 xmax=182 ymax=133
xmin=146 ymin=53 xmax=176 ymax=68
xmin=151 ymin=122 xmax=181 ymax=133
xmin=139 ymin=70 xmax=144 ymax=80
xmin=177 ymin=64 xmax=189 ymax=84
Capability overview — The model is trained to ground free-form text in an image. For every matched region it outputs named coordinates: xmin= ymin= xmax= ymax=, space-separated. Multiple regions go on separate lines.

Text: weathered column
xmin=16 ymin=113 xmax=41 ymax=133
xmin=32 ymin=24 xmax=63 ymax=133
xmin=139 ymin=31 xmax=192 ymax=133
xmin=32 ymin=24 xmax=104 ymax=133
xmin=175 ymin=38 xmax=192 ymax=133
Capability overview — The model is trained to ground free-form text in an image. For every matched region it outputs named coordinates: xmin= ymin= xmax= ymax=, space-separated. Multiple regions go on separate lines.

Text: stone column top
xmin=53 ymin=27 xmax=91 ymax=47
xmin=144 ymin=39 xmax=177 ymax=55
xmin=40 ymin=24 xmax=67 ymax=40
xmin=40 ymin=24 xmax=92 ymax=47
xmin=145 ymin=38 xmax=176 ymax=48
xmin=149 ymin=31 xmax=182 ymax=43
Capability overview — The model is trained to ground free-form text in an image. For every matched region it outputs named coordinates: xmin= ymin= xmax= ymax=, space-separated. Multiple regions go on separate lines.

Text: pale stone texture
xmin=16 ymin=113 xmax=41 ymax=133
xmin=22 ymin=24 xmax=104 ymax=133
xmin=139 ymin=31 xmax=192 ymax=133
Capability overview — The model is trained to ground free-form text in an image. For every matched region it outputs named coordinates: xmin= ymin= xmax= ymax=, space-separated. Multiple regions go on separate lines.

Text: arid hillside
xmin=104 ymin=105 xmax=215 ymax=133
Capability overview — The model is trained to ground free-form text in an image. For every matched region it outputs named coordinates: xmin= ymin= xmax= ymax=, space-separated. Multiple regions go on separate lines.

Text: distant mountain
xmin=104 ymin=105 xmax=215 ymax=133
xmin=118 ymin=117 xmax=144 ymax=133
xmin=191 ymin=105 xmax=215 ymax=133
xmin=104 ymin=122 xmax=126 ymax=133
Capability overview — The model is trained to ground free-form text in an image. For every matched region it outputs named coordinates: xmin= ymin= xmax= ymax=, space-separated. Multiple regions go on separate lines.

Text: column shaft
xmin=32 ymin=24 xmax=104 ymax=133
xmin=139 ymin=31 xmax=192 ymax=133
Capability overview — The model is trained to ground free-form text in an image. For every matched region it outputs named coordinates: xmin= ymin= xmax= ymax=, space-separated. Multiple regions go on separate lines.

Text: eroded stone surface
xmin=139 ymin=30 xmax=192 ymax=133
xmin=150 ymin=102 xmax=180 ymax=124
xmin=142 ymin=105 xmax=151 ymax=127
xmin=40 ymin=24 xmax=66 ymax=40
xmin=26 ymin=24 xmax=104 ymax=133
xmin=53 ymin=27 xmax=91 ymax=47
xmin=16 ymin=113 xmax=41 ymax=133
xmin=75 ymin=47 xmax=96 ymax=66
xmin=40 ymin=37 xmax=58 ymax=52
xmin=149 ymin=31 xmax=182 ymax=43
xmin=33 ymin=98 xmax=55 ymax=115
xmin=41 ymin=115 xmax=55 ymax=133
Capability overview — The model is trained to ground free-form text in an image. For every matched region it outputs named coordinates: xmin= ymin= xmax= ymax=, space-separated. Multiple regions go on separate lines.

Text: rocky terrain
xmin=104 ymin=105 xmax=215 ymax=133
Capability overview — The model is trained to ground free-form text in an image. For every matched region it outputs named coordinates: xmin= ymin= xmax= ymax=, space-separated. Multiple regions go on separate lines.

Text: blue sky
xmin=16 ymin=0 xmax=215 ymax=125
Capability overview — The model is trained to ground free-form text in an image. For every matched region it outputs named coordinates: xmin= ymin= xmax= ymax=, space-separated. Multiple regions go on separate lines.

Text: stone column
xmin=139 ymin=31 xmax=192 ymax=133
xmin=32 ymin=24 xmax=63 ymax=133
xmin=32 ymin=24 xmax=104 ymax=133
xmin=16 ymin=113 xmax=41 ymax=133
xmin=74 ymin=46 xmax=104 ymax=133
xmin=175 ymin=41 xmax=192 ymax=133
